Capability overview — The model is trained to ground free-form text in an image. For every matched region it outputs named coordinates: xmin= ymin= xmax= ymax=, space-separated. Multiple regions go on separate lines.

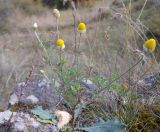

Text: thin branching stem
xmin=97 ymin=56 xmax=143 ymax=94
xmin=76 ymin=33 xmax=81 ymax=80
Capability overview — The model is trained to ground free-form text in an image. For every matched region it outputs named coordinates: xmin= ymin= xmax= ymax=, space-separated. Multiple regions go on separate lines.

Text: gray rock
xmin=81 ymin=79 xmax=98 ymax=92
xmin=0 ymin=110 xmax=14 ymax=124
xmin=9 ymin=94 xmax=18 ymax=106
xmin=26 ymin=95 xmax=39 ymax=104
xmin=135 ymin=74 xmax=157 ymax=94
xmin=9 ymin=79 xmax=62 ymax=109
xmin=79 ymin=79 xmax=98 ymax=101
xmin=0 ymin=110 xmax=58 ymax=132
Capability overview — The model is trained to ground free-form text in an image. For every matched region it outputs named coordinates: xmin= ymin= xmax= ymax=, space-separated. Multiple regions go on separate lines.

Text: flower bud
xmin=53 ymin=9 xmax=60 ymax=19
xmin=143 ymin=38 xmax=156 ymax=53
xmin=33 ymin=22 xmax=38 ymax=30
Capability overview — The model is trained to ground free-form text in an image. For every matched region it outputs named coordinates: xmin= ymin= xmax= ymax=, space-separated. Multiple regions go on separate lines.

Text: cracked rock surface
xmin=9 ymin=79 xmax=62 ymax=108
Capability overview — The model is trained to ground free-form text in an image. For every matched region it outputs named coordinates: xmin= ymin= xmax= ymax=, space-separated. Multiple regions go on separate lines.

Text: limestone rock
xmin=9 ymin=79 xmax=62 ymax=109
xmin=0 ymin=110 xmax=58 ymax=132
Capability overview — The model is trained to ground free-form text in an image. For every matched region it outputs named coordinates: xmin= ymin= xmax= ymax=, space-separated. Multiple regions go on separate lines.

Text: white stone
xmin=137 ymin=80 xmax=145 ymax=85
xmin=14 ymin=122 xmax=25 ymax=131
xmin=9 ymin=93 xmax=19 ymax=105
xmin=18 ymin=82 xmax=25 ymax=87
xmin=26 ymin=95 xmax=39 ymax=104
xmin=38 ymin=79 xmax=50 ymax=87
xmin=32 ymin=120 xmax=40 ymax=128
xmin=0 ymin=110 xmax=15 ymax=124
xmin=83 ymin=79 xmax=93 ymax=85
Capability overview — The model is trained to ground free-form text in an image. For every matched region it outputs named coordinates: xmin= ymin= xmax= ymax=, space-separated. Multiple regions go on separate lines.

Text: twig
xmin=19 ymin=65 xmax=34 ymax=97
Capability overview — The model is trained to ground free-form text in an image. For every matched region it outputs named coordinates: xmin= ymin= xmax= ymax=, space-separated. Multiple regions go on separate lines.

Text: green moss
xmin=10 ymin=103 xmax=35 ymax=112
xmin=127 ymin=102 xmax=160 ymax=132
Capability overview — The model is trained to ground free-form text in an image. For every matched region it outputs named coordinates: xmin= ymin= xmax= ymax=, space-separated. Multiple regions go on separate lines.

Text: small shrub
xmin=42 ymin=0 xmax=69 ymax=9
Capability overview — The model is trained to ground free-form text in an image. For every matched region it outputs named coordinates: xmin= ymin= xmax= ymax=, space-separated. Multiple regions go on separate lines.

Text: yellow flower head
xmin=143 ymin=38 xmax=156 ymax=52
xmin=77 ymin=22 xmax=86 ymax=33
xmin=56 ymin=38 xmax=65 ymax=49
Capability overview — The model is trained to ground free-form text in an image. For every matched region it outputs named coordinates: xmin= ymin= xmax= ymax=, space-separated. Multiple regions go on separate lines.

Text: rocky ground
xmin=0 ymin=0 xmax=160 ymax=131
xmin=0 ymin=73 xmax=159 ymax=131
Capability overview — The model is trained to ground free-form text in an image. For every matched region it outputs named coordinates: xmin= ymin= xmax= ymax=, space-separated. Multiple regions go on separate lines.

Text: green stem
xmin=34 ymin=31 xmax=49 ymax=60
xmin=71 ymin=6 xmax=78 ymax=67
xmin=59 ymin=48 xmax=63 ymax=73
xmin=56 ymin=18 xmax=59 ymax=38
xmin=76 ymin=33 xmax=81 ymax=80
xmin=85 ymin=34 xmax=93 ymax=66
